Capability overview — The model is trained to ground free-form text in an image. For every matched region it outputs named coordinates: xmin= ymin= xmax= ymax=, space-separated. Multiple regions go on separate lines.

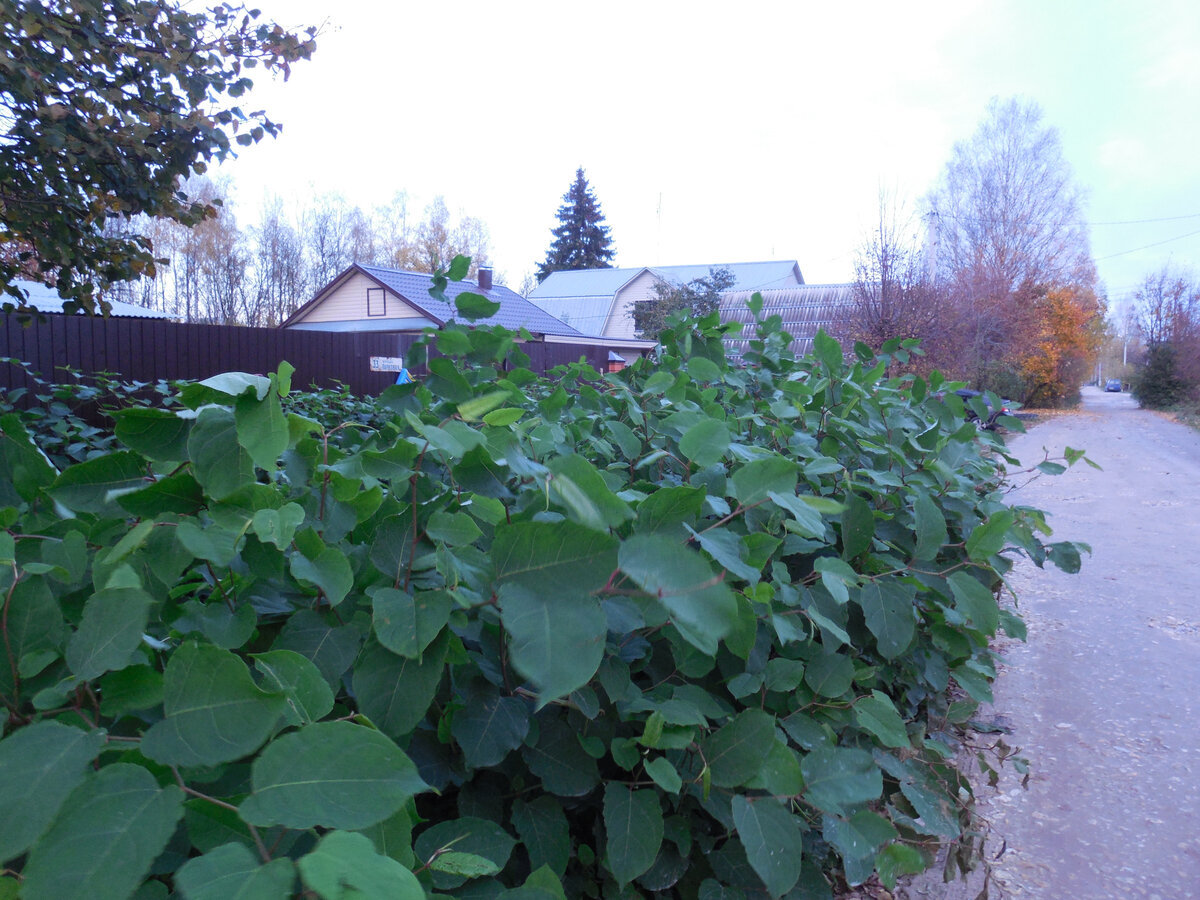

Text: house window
xmin=367 ymin=288 xmax=386 ymax=317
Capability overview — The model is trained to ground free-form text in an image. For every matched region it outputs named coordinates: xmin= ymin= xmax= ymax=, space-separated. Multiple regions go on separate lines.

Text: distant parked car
xmin=1105 ymin=378 xmax=1122 ymax=392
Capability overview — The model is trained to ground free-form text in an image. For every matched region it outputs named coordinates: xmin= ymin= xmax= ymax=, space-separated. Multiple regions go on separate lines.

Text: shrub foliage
xmin=0 ymin=288 xmax=1086 ymax=899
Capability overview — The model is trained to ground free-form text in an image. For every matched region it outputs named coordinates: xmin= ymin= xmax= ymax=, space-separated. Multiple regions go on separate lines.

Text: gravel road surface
xmin=902 ymin=385 xmax=1200 ymax=899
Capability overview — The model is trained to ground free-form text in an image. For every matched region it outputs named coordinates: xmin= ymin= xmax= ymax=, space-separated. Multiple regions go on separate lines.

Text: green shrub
xmin=0 ymin=294 xmax=1087 ymax=899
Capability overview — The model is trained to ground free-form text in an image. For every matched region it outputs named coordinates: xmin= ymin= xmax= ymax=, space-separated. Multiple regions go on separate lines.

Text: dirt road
xmin=903 ymin=386 xmax=1200 ymax=898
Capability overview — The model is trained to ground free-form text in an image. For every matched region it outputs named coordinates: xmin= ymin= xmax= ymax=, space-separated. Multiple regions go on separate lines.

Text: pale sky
xmin=219 ymin=0 xmax=1200 ymax=314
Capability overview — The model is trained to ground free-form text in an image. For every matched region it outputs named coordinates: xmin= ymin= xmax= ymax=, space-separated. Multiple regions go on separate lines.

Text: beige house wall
xmin=604 ymin=270 xmax=664 ymax=339
xmin=295 ymin=272 xmax=424 ymax=323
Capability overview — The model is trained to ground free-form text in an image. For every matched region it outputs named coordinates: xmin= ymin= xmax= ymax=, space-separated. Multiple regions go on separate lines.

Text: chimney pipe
xmin=478 ymin=267 xmax=493 ymax=291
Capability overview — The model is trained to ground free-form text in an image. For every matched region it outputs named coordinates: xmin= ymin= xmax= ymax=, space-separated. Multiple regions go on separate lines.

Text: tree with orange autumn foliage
xmin=1016 ymin=284 xmax=1106 ymax=407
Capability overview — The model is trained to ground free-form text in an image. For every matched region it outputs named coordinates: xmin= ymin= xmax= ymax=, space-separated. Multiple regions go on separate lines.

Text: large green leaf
xmin=545 ymin=453 xmax=634 ymax=530
xmin=500 ymin=582 xmax=606 ymax=704
xmin=493 ymin=520 xmax=618 ymax=595
xmin=290 ymin=547 xmax=354 ymax=608
xmin=117 ymin=471 xmax=206 ymax=517
xmin=855 ymin=581 xmax=915 ymax=659
xmin=732 ymin=795 xmax=805 ymax=898
xmin=352 ymin=633 xmax=447 ymax=739
xmin=964 ymin=510 xmax=1014 ymax=561
xmin=113 ymin=408 xmax=191 ymax=461
xmin=370 ymin=588 xmax=451 ymax=659
xmin=947 ymin=571 xmax=1000 ymax=633
xmin=679 ymin=419 xmax=730 ymax=467
xmin=175 ymin=843 xmax=297 ymax=900
xmin=634 ymin=485 xmax=706 ymax=539
xmin=241 ymin=722 xmax=428 ymax=830
xmin=522 ymin=716 xmax=599 ymax=797
xmin=20 ymin=764 xmax=184 ymax=900
xmin=47 ymin=451 xmax=147 ymax=513
xmin=188 ymin=406 xmax=255 ymax=500
xmin=700 ymin=709 xmax=776 ymax=788
xmin=235 ymin=386 xmax=288 ymax=470
xmin=801 ymin=747 xmax=882 ymax=816
xmin=413 ymin=817 xmax=516 ymax=891
xmin=911 ymin=492 xmax=947 ymax=560
xmin=822 ymin=810 xmax=897 ymax=886
xmin=839 ymin=493 xmax=874 ymax=560
xmin=252 ymin=650 xmax=335 ymax=727
xmin=450 ymin=681 xmax=530 ymax=769
xmin=803 ymin=651 xmax=855 ymax=698
xmin=619 ymin=534 xmax=737 ymax=656
xmin=730 ymin=456 xmax=798 ymax=506
xmin=511 ymin=797 xmax=570 ymax=877
xmin=272 ymin=610 xmax=361 ymax=687
xmin=0 ymin=721 xmax=104 ymax=865
xmin=142 ymin=642 xmax=286 ymax=767
xmin=603 ymin=784 xmax=664 ymax=886
xmin=298 ymin=831 xmax=424 ymax=900
xmin=0 ymin=413 xmax=57 ymax=501
xmin=65 ymin=586 xmax=154 ymax=682
xmin=853 ymin=691 xmax=910 ymax=749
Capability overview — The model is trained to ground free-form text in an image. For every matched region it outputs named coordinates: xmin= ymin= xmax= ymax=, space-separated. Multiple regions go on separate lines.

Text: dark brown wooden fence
xmin=0 ymin=314 xmax=611 ymax=397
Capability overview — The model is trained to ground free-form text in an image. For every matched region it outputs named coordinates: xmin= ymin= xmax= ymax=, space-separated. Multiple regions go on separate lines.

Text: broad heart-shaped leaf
xmin=251 ymin=504 xmax=306 ymax=550
xmin=634 ymin=485 xmax=707 ymax=539
xmin=839 ymin=492 xmax=874 ymax=560
xmin=603 ymin=784 xmax=664 ymax=886
xmin=454 ymin=290 xmax=502 ymax=322
xmin=511 ymin=797 xmax=570 ymax=877
xmin=700 ymin=709 xmax=777 ymax=788
xmin=812 ymin=328 xmax=844 ymax=368
xmin=298 ymin=830 xmax=424 ymax=900
xmin=290 ymin=547 xmax=354 ymax=608
xmin=142 ymin=642 xmax=287 ymax=767
xmin=117 ymin=470 xmax=206 ymax=517
xmin=370 ymin=588 xmax=452 ymax=659
xmin=65 ymin=586 xmax=153 ymax=682
xmin=822 ymin=810 xmax=898 ymax=887
xmin=804 ymin=651 xmax=855 ymax=699
xmin=731 ymin=795 xmax=805 ymax=898
xmin=730 ymin=456 xmax=798 ymax=506
xmin=911 ymin=491 xmax=947 ymax=560
xmin=619 ymin=534 xmax=737 ymax=656
xmin=113 ymin=407 xmax=191 ymax=461
xmin=947 ymin=571 xmax=1000 ymax=634
xmin=500 ymin=582 xmax=606 ymax=704
xmin=545 ymin=453 xmax=635 ymax=531
xmin=801 ymin=747 xmax=883 ymax=816
xmin=853 ymin=691 xmax=910 ymax=748
xmin=855 ymin=581 xmax=915 ymax=659
xmin=965 ymin=509 xmax=1015 ymax=561
xmin=0 ymin=412 xmax=57 ymax=502
xmin=899 ymin=779 xmax=962 ymax=838
xmin=493 ymin=520 xmax=618 ymax=595
xmin=241 ymin=722 xmax=428 ymax=831
xmin=47 ymin=450 xmax=147 ymax=513
xmin=522 ymin=716 xmax=600 ymax=797
xmin=413 ymin=817 xmax=517 ymax=891
xmin=0 ymin=579 xmax=63 ymax=698
xmin=679 ymin=418 xmax=730 ymax=467
xmin=272 ymin=609 xmax=362 ymax=687
xmin=0 ymin=721 xmax=104 ymax=866
xmin=235 ymin=385 xmax=288 ymax=470
xmin=174 ymin=842 xmax=297 ymax=900
xmin=352 ymin=633 xmax=448 ymax=739
xmin=188 ymin=406 xmax=254 ymax=500
xmin=20 ymin=764 xmax=183 ymax=900
xmin=450 ymin=681 xmax=531 ymax=769
xmin=253 ymin=650 xmax=336 ymax=727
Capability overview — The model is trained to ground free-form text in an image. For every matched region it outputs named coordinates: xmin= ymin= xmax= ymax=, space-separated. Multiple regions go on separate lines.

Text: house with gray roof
xmin=720 ymin=284 xmax=855 ymax=361
xmin=527 ymin=260 xmax=804 ymax=340
xmin=6 ymin=279 xmax=172 ymax=318
xmin=283 ymin=264 xmax=656 ymax=365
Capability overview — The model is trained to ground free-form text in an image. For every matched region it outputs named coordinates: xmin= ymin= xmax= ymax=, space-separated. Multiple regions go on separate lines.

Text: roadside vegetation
xmin=0 ymin=276 xmax=1091 ymax=898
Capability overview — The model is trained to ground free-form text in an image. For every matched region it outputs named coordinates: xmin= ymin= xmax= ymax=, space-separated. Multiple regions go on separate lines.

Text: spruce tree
xmin=536 ymin=168 xmax=616 ymax=282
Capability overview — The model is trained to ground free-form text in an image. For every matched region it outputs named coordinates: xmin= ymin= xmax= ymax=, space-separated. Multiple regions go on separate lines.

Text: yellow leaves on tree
xmin=1018 ymin=284 xmax=1106 ymax=406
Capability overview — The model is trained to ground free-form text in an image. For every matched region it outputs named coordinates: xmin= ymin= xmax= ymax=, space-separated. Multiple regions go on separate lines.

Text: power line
xmin=1091 ymin=212 xmax=1200 ymax=226
xmin=1095 ymin=227 xmax=1200 ymax=261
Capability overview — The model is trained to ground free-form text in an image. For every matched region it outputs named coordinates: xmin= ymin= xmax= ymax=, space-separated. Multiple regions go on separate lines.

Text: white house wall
xmin=295 ymin=271 xmax=423 ymax=323
xmin=605 ymin=270 xmax=664 ymax=339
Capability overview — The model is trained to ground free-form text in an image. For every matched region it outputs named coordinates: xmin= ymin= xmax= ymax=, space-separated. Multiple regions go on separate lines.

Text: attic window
xmin=367 ymin=288 xmax=386 ymax=317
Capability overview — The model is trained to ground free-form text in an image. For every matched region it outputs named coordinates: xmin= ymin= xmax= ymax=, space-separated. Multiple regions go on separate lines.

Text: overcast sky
xmin=218 ymin=0 xmax=1200 ymax=314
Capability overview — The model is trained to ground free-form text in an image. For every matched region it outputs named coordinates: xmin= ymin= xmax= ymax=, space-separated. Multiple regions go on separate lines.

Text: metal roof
xmin=6 ymin=280 xmax=173 ymax=318
xmin=291 ymin=265 xmax=587 ymax=338
xmin=529 ymin=260 xmax=804 ymax=300
xmin=720 ymin=284 xmax=855 ymax=360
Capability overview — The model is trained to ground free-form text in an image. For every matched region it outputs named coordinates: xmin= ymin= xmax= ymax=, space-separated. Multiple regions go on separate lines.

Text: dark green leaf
xmin=965 ymin=510 xmax=1014 ymax=561
xmin=511 ymin=797 xmax=570 ymax=877
xmin=142 ymin=642 xmax=286 ymax=767
xmin=175 ymin=843 xmax=296 ymax=900
xmin=603 ymin=784 xmax=663 ymax=885
xmin=730 ymin=456 xmax=798 ymax=506
xmin=803 ymin=652 xmax=855 ymax=699
xmin=48 ymin=451 xmax=147 ymax=513
xmin=450 ymin=682 xmax=530 ymax=769
xmin=297 ymin=830 xmax=424 ymax=899
xmin=732 ymin=795 xmax=805 ymax=897
xmin=855 ymin=581 xmax=915 ymax=659
xmin=241 ymin=722 xmax=428 ymax=830
xmin=911 ymin=492 xmax=947 ymax=560
xmin=0 ymin=721 xmax=104 ymax=865
xmin=853 ymin=691 xmax=910 ymax=748
xmin=414 ymin=817 xmax=516 ymax=891
xmin=235 ymin=386 xmax=288 ymax=470
xmin=801 ymin=747 xmax=882 ymax=815
xmin=679 ymin=419 xmax=729 ymax=467
xmin=946 ymin=571 xmax=999 ymax=633
xmin=188 ymin=407 xmax=254 ymax=500
xmin=65 ymin=586 xmax=153 ymax=682
xmin=701 ymin=709 xmax=776 ymax=788
xmin=117 ymin=471 xmax=205 ymax=517
xmin=20 ymin=765 xmax=183 ymax=900
xmin=501 ymin=583 xmax=606 ymax=704
xmin=493 ymin=520 xmax=618 ymax=595
xmin=545 ymin=453 xmax=634 ymax=530
xmin=371 ymin=588 xmax=452 ymax=659
xmin=113 ymin=408 xmax=191 ymax=461
xmin=522 ymin=716 xmax=599 ymax=797
xmin=273 ymin=610 xmax=361 ymax=687
xmin=253 ymin=650 xmax=335 ymax=727
xmin=290 ymin=547 xmax=354 ymax=608
xmin=634 ymin=485 xmax=706 ymax=539
xmin=352 ymin=633 xmax=447 ymax=739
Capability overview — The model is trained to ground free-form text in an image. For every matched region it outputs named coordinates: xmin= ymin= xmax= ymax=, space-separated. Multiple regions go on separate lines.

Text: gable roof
xmin=528 ymin=260 xmax=804 ymax=300
xmin=720 ymin=284 xmax=855 ymax=360
xmin=285 ymin=264 xmax=587 ymax=338
xmin=6 ymin=279 xmax=172 ymax=318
